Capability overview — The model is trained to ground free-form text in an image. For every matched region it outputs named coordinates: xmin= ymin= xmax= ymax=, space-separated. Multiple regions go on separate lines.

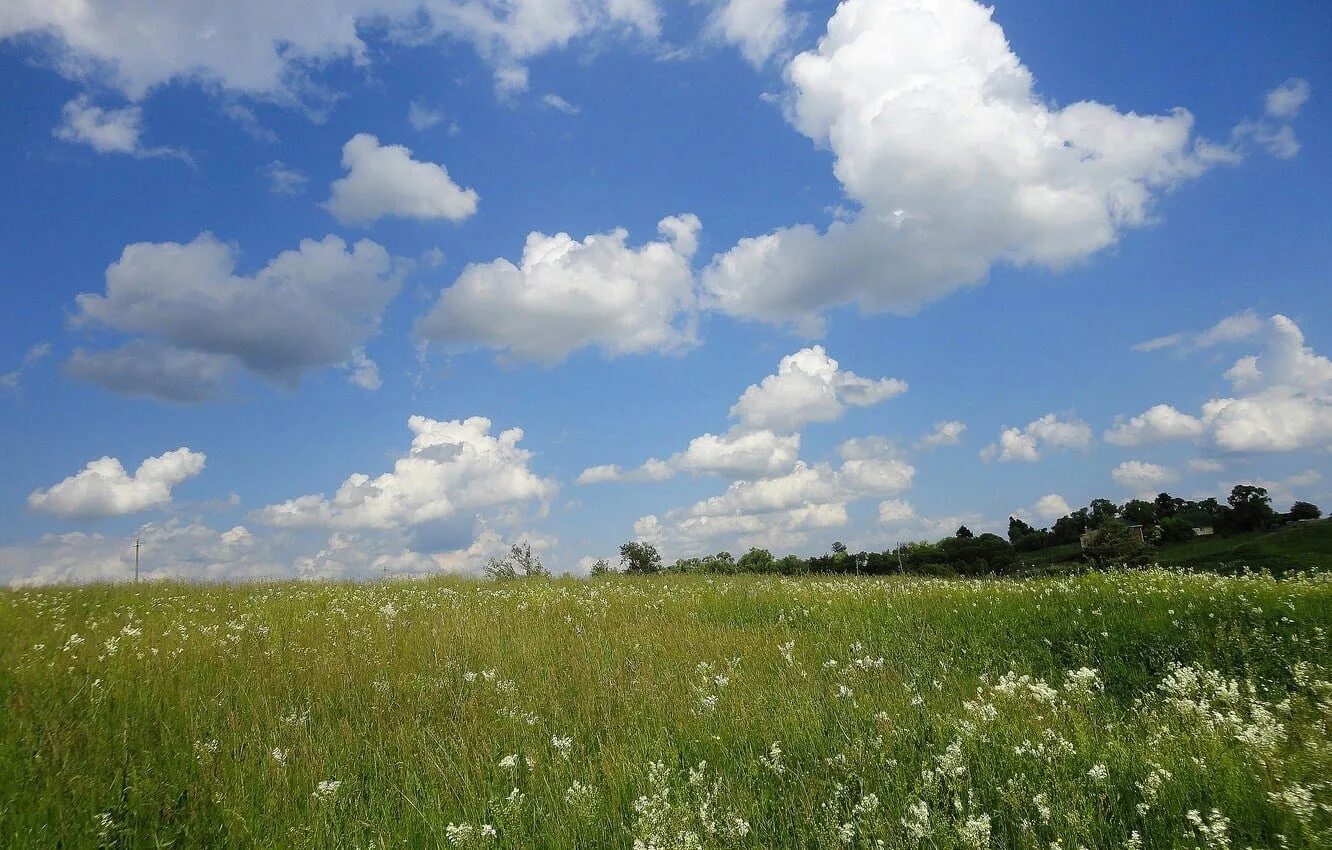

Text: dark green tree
xmin=1008 ymin=516 xmax=1036 ymax=544
xmin=1082 ymin=520 xmax=1153 ymax=570
xmin=619 ymin=541 xmax=662 ymax=574
xmin=1122 ymin=499 xmax=1157 ymax=526
xmin=1225 ymin=485 xmax=1276 ymax=533
xmin=955 ymin=525 xmax=975 ymax=539
xmin=737 ymin=548 xmax=776 ymax=573
xmin=1289 ymin=501 xmax=1322 ymax=522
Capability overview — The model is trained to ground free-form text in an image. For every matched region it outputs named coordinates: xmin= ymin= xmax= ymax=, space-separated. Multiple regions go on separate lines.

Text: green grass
xmin=3 ymin=570 xmax=1331 ymax=848
xmin=1018 ymin=519 xmax=1332 ymax=575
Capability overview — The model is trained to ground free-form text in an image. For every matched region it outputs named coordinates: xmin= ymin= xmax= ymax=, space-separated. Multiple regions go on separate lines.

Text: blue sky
xmin=1 ymin=0 xmax=1329 ymax=583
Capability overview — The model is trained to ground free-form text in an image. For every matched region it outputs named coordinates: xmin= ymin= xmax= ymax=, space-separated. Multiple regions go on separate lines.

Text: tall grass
xmin=2 ymin=570 xmax=1329 ymax=848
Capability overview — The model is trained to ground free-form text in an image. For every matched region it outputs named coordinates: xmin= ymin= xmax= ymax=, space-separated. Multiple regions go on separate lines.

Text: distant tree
xmin=940 ymin=533 xmax=1016 ymax=575
xmin=831 ymin=541 xmax=848 ymax=555
xmin=737 ymin=548 xmax=776 ymax=573
xmin=1153 ymin=492 xmax=1184 ymax=522
xmin=1050 ymin=509 xmax=1090 ymax=546
xmin=588 ymin=558 xmax=615 ymax=577
xmin=1008 ymin=516 xmax=1036 ymax=544
xmin=1082 ymin=519 xmax=1154 ymax=570
xmin=1289 ymin=501 xmax=1322 ymax=522
xmin=1088 ymin=499 xmax=1120 ymax=529
xmin=1224 ymin=485 xmax=1276 ymax=533
xmin=1014 ymin=530 xmax=1051 ymax=552
xmin=484 ymin=553 xmax=518 ymax=581
xmin=619 ymin=541 xmax=662 ymax=575
xmin=485 ymin=542 xmax=546 ymax=579
xmin=775 ymin=554 xmax=808 ymax=575
xmin=1158 ymin=517 xmax=1197 ymax=543
xmin=1122 ymin=499 xmax=1157 ymax=527
xmin=955 ymin=525 xmax=975 ymax=539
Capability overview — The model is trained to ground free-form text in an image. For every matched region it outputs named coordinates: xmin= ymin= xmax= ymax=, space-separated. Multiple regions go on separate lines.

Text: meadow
xmin=2 ymin=569 xmax=1330 ymax=849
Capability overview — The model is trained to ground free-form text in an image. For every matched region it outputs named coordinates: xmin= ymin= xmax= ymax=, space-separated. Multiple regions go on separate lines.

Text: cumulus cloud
xmin=257 ymin=416 xmax=556 ymax=530
xmin=67 ymin=232 xmax=399 ymax=399
xmin=579 ymin=346 xmax=900 ymax=486
xmin=1112 ymin=460 xmax=1178 ymax=493
xmin=325 ymin=134 xmax=478 ymax=225
xmin=981 ymin=414 xmax=1092 ymax=463
xmin=1104 ymin=404 xmax=1205 ymax=446
xmin=1119 ymin=314 xmax=1332 ymax=454
xmin=1 ymin=0 xmax=661 ymax=101
xmin=877 ymin=499 xmax=916 ymax=524
xmin=1188 ymin=459 xmax=1225 ymax=474
xmin=52 ymin=95 xmax=187 ymax=160
xmin=706 ymin=0 xmax=801 ymax=67
xmin=699 ymin=0 xmax=1291 ymax=330
xmin=916 ymin=420 xmax=966 ymax=450
xmin=1 ymin=343 xmax=51 ymax=391
xmin=1265 ymin=78 xmax=1311 ymax=120
xmin=1032 ymin=494 xmax=1072 ymax=523
xmin=1232 ymin=78 xmax=1312 ymax=159
xmin=729 ymin=346 xmax=906 ymax=433
xmin=415 ymin=214 xmax=701 ymax=363
xmin=28 ymin=448 xmax=206 ymax=519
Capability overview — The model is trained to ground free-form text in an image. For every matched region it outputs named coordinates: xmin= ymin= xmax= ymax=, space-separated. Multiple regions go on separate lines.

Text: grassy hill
xmin=3 ymin=570 xmax=1331 ymax=848
xmin=1018 ymin=519 xmax=1332 ymax=574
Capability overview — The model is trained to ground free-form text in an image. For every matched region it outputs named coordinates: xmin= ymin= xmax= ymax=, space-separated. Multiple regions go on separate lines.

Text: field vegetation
xmin=3 ymin=568 xmax=1330 ymax=848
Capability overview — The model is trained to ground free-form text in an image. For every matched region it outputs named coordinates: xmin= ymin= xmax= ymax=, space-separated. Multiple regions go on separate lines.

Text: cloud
xmin=67 ymin=232 xmax=399 ymax=398
xmin=1265 ymin=78 xmax=1311 ymax=120
xmin=1121 ymin=314 xmax=1332 ymax=454
xmin=1132 ymin=309 xmax=1266 ymax=352
xmin=1032 ymin=494 xmax=1072 ymax=522
xmin=52 ymin=95 xmax=186 ymax=160
xmin=540 ymin=93 xmax=579 ymax=114
xmin=344 ymin=349 xmax=382 ymax=390
xmin=415 ymin=214 xmax=700 ymax=363
xmin=877 ymin=499 xmax=916 ymax=524
xmin=981 ymin=414 xmax=1092 ymax=462
xmin=1187 ymin=459 xmax=1225 ymax=474
xmin=699 ymin=0 xmax=1280 ymax=330
xmin=256 ymin=416 xmax=556 ymax=530
xmin=1111 ymin=460 xmax=1178 ymax=492
xmin=28 ymin=448 xmax=205 ymax=519
xmin=1104 ymin=404 xmax=1205 ymax=446
xmin=916 ymin=420 xmax=966 ymax=450
xmin=580 ymin=429 xmax=801 ymax=484
xmin=1 ymin=0 xmax=662 ymax=102
xmin=325 ymin=134 xmax=479 ymax=225
xmin=264 ymin=161 xmax=309 ymax=195
xmin=64 ymin=342 xmax=235 ymax=403
xmin=408 ymin=100 xmax=447 ymax=131
xmin=0 ymin=343 xmax=51 ymax=391
xmin=729 ymin=346 xmax=906 ymax=433
xmin=706 ymin=0 xmax=801 ymax=67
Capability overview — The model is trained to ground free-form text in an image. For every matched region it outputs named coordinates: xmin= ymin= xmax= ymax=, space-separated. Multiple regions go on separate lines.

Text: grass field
xmin=3 ymin=570 xmax=1331 ymax=848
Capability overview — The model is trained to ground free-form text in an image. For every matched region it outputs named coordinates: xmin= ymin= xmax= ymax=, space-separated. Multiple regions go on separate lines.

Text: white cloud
xmin=700 ymin=0 xmax=1271 ymax=329
xmin=325 ymin=134 xmax=479 ymax=225
xmin=344 ymin=349 xmax=382 ymax=390
xmin=28 ymin=448 xmax=205 ymax=519
xmin=707 ymin=0 xmax=800 ymax=67
xmin=577 ymin=459 xmax=674 ymax=485
xmin=578 ymin=430 xmax=800 ymax=483
xmin=1 ymin=343 xmax=51 ymax=391
xmin=1125 ymin=314 xmax=1332 ymax=454
xmin=1111 ymin=460 xmax=1178 ymax=492
xmin=67 ymin=232 xmax=399 ymax=399
xmin=264 ymin=161 xmax=309 ymax=195
xmin=1132 ymin=309 xmax=1266 ymax=352
xmin=257 ymin=416 xmax=556 ymax=530
xmin=540 ymin=93 xmax=580 ymax=114
xmin=1104 ymin=404 xmax=1205 ymax=446
xmin=415 ymin=215 xmax=700 ymax=363
xmin=729 ymin=346 xmax=906 ymax=433
xmin=53 ymin=95 xmax=186 ymax=160
xmin=408 ymin=101 xmax=447 ymax=131
xmin=1 ymin=0 xmax=661 ymax=101
xmin=877 ymin=499 xmax=916 ymax=524
xmin=1265 ymin=78 xmax=1311 ymax=120
xmin=981 ymin=414 xmax=1092 ymax=462
xmin=1032 ymin=494 xmax=1072 ymax=522
xmin=1187 ymin=459 xmax=1225 ymax=474
xmin=917 ymin=420 xmax=966 ymax=450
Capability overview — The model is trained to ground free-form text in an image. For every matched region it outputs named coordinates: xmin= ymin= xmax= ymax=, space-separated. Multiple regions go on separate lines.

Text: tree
xmin=619 ymin=541 xmax=662 ymax=575
xmin=1153 ymin=492 xmax=1184 ymax=522
xmin=1122 ymin=499 xmax=1157 ymax=527
xmin=831 ymin=541 xmax=848 ymax=555
xmin=1082 ymin=519 xmax=1153 ymax=570
xmin=1007 ymin=516 xmax=1035 ymax=544
xmin=483 ymin=554 xmax=518 ymax=581
xmin=1088 ymin=499 xmax=1120 ymax=529
xmin=1159 ymin=517 xmax=1197 ymax=543
xmin=955 ymin=525 xmax=974 ymax=539
xmin=588 ymin=558 xmax=615 ymax=577
xmin=1225 ymin=485 xmax=1276 ymax=533
xmin=484 ymin=542 xmax=546 ymax=579
xmin=737 ymin=548 xmax=776 ymax=573
xmin=1289 ymin=501 xmax=1322 ymax=522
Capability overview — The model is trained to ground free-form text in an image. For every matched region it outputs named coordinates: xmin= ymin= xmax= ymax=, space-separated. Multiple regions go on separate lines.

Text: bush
xmin=1082 ymin=520 xmax=1154 ymax=569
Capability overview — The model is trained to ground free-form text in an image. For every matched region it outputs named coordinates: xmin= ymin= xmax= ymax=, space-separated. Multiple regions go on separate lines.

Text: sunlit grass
xmin=2 ymin=570 xmax=1329 ymax=848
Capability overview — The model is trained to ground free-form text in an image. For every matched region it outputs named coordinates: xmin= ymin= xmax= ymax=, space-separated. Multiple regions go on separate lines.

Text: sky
xmin=1 ymin=0 xmax=1329 ymax=584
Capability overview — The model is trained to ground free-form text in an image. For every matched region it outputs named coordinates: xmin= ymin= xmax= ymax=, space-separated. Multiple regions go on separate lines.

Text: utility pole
xmin=134 ymin=537 xmax=141 ymax=583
